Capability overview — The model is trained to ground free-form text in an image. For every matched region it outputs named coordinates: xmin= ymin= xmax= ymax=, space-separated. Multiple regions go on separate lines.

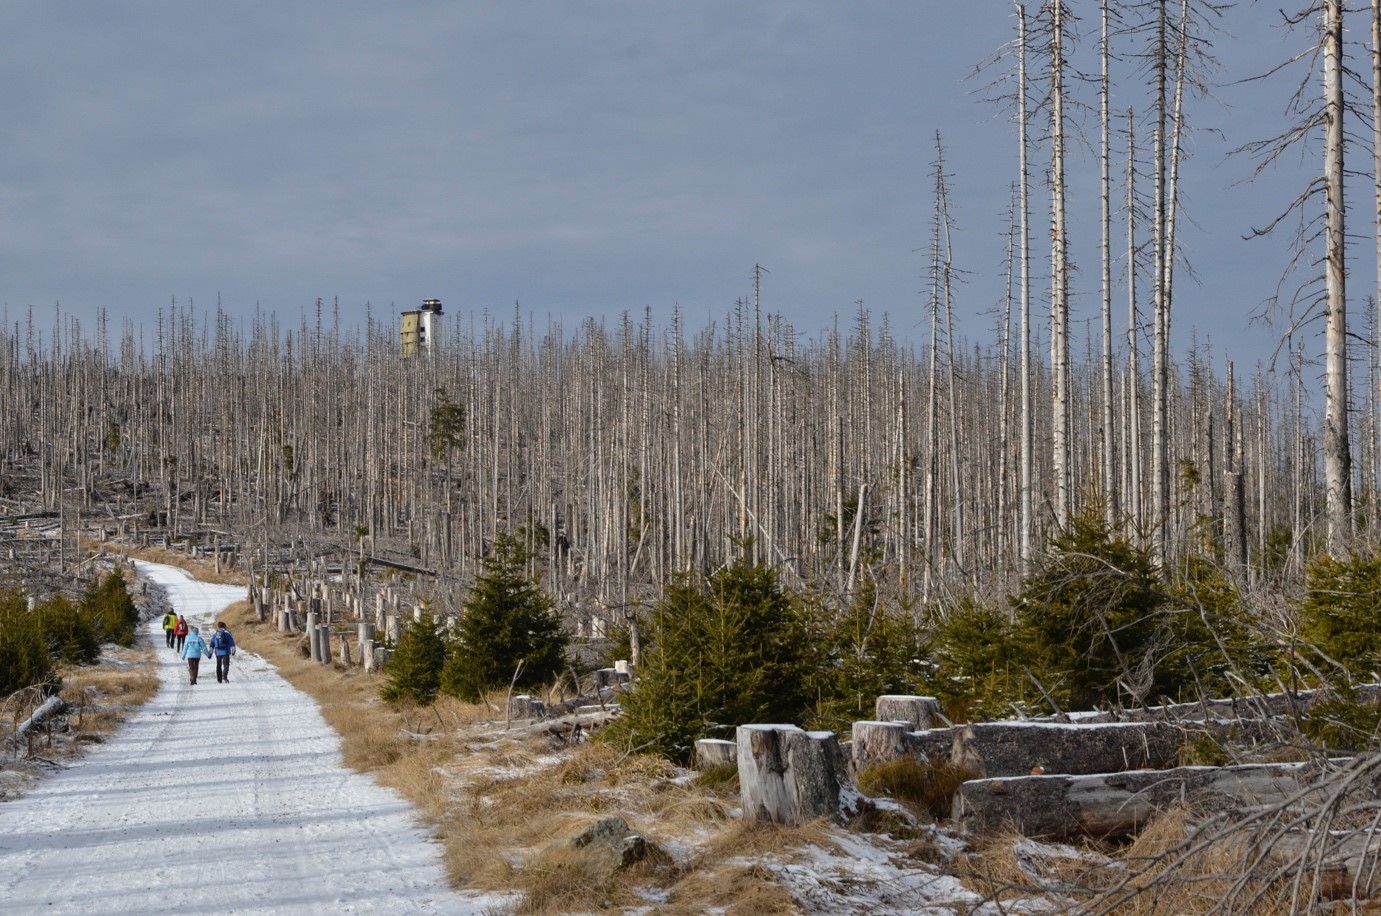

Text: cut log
xmin=909 ymin=720 xmax=1184 ymax=778
xmin=954 ymin=759 xmax=1331 ymax=840
xmin=737 ymin=725 xmax=850 ymax=826
xmin=1272 ymin=829 xmax=1381 ymax=901
xmin=694 ymin=738 xmax=737 ymax=770
xmin=875 ymin=695 xmax=944 ymax=730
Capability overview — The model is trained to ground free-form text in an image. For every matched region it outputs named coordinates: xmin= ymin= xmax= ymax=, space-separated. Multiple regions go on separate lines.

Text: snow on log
xmin=874 ymin=695 xmax=944 ymax=730
xmin=13 ymin=696 xmax=65 ymax=740
xmin=954 ymin=760 xmax=1330 ymax=840
xmin=694 ymin=738 xmax=736 ymax=770
xmin=737 ymin=724 xmax=850 ymax=826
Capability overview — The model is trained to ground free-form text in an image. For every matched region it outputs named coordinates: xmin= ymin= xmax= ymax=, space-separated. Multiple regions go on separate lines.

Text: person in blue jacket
xmin=180 ymin=626 xmax=211 ymax=685
xmin=210 ymin=622 xmax=236 ymax=683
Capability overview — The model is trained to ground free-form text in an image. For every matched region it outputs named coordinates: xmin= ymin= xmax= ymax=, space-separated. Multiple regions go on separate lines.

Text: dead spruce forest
xmin=0 ymin=295 xmax=1360 ymax=613
xmin=2 ymin=1 xmax=1377 ymax=690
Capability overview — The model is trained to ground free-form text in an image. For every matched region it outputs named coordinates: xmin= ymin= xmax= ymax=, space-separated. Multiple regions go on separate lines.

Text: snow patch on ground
xmin=752 ymin=829 xmax=1001 ymax=914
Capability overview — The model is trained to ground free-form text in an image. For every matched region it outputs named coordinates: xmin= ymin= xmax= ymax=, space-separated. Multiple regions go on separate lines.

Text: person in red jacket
xmin=173 ymin=615 xmax=189 ymax=652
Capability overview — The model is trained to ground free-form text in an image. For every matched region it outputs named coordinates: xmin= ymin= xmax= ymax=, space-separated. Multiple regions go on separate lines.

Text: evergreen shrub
xmin=1297 ymin=552 xmax=1381 ymax=678
xmin=0 ymin=589 xmax=55 ymax=696
xmin=812 ymin=578 xmax=928 ymax=727
xmin=603 ymin=558 xmax=814 ymax=763
xmin=381 ymin=609 xmax=446 ymax=705
xmin=1011 ymin=508 xmax=1231 ymax=711
xmin=921 ymin=597 xmax=1028 ymax=721
xmin=441 ymin=533 xmax=567 ymax=702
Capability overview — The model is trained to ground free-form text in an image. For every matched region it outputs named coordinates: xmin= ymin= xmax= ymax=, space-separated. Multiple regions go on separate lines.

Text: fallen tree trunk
xmin=859 ymin=720 xmax=1185 ymax=779
xmin=12 ymin=696 xmax=65 ymax=748
xmin=954 ymin=759 xmax=1335 ymax=840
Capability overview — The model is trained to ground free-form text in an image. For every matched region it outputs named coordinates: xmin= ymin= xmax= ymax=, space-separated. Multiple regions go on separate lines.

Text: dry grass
xmin=0 ymin=643 xmax=161 ymax=786
xmin=56 ymin=645 xmax=161 ymax=745
xmin=951 ymin=804 xmax=1352 ymax=915
xmin=657 ymin=862 xmax=801 ymax=915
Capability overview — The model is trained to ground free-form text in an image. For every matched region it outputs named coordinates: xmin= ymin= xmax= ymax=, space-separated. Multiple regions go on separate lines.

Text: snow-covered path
xmin=0 ymin=561 xmax=497 ymax=915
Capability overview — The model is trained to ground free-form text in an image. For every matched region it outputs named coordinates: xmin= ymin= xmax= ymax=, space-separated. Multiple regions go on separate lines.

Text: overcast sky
xmin=0 ymin=2 xmax=1346 ymax=370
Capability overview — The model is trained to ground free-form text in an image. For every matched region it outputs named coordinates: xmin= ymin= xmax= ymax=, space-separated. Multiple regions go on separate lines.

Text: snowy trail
xmin=0 ymin=561 xmax=498 ymax=915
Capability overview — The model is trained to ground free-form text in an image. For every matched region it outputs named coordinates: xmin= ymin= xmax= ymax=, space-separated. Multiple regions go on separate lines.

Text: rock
xmin=547 ymin=815 xmax=668 ymax=881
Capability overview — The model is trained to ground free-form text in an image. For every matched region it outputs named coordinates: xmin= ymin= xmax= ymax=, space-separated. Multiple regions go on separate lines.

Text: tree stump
xmin=508 ymin=694 xmax=546 ymax=720
xmin=737 ymin=725 xmax=850 ymax=826
xmin=694 ymin=738 xmax=737 ymax=769
xmin=875 ymin=695 xmax=944 ymax=730
xmin=372 ymin=646 xmax=391 ymax=671
xmin=850 ymin=720 xmax=912 ymax=776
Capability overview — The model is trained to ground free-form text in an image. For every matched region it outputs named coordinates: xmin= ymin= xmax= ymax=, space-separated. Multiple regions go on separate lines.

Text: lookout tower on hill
xmin=401 ymin=298 xmax=443 ymax=357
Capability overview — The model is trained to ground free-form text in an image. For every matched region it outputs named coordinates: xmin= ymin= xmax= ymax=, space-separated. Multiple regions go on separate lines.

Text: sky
xmin=0 ymin=2 xmax=1349 ymax=370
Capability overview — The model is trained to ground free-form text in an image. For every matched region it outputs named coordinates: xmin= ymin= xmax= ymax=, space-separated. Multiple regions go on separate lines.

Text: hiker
xmin=180 ymin=626 xmax=211 ymax=685
xmin=173 ymin=615 xmax=189 ymax=652
xmin=210 ymin=622 xmax=236 ymax=683
xmin=162 ymin=609 xmax=178 ymax=648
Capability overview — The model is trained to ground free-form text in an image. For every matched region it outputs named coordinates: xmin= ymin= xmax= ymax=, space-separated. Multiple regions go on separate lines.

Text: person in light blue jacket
xmin=180 ymin=626 xmax=211 ymax=685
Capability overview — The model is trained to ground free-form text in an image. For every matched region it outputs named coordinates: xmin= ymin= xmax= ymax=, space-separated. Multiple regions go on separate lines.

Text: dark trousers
xmin=175 ymin=634 xmax=186 ymax=651
xmin=216 ymin=655 xmax=231 ymax=682
xmin=165 ymin=628 xmax=175 ymax=648
xmin=186 ymin=658 xmax=201 ymax=684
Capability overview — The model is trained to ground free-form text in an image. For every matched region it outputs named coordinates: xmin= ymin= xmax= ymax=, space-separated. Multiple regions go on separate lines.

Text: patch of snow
xmin=752 ymin=829 xmax=1014 ymax=915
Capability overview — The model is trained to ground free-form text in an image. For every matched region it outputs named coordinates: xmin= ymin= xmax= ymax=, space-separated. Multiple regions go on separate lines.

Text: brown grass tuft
xmin=856 ymin=755 xmax=975 ymax=820
xmin=56 ymin=645 xmax=160 ymax=748
xmin=659 ymin=862 xmax=800 ymax=915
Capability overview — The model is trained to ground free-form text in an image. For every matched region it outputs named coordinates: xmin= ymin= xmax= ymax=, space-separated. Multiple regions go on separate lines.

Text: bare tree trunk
xmin=1048 ymin=0 xmax=1073 ymax=528
xmin=1017 ymin=3 xmax=1035 ymax=569
xmin=1100 ymin=0 xmax=1119 ymax=526
xmin=1323 ymin=0 xmax=1354 ymax=555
